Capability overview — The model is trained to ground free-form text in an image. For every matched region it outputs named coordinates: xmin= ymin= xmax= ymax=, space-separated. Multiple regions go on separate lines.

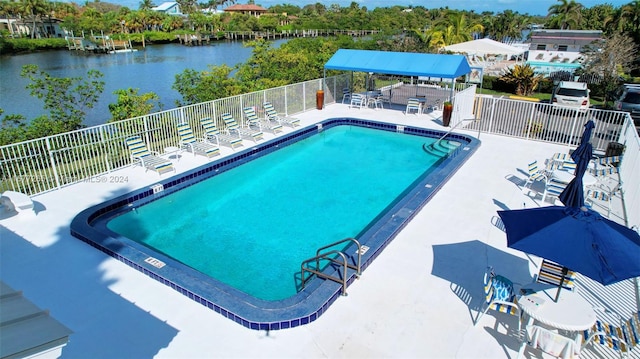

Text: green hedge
xmin=0 ymin=38 xmax=68 ymax=54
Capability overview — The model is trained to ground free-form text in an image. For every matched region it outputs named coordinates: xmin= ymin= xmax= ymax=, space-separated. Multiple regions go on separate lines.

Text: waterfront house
xmin=224 ymin=4 xmax=268 ymax=17
xmin=525 ymin=29 xmax=603 ymax=76
xmin=151 ymin=2 xmax=182 ymax=15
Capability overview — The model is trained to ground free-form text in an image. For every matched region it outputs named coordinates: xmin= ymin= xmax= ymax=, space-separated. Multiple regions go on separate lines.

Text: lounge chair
xmin=177 ymin=122 xmax=220 ymax=159
xmin=221 ymin=113 xmax=263 ymax=143
xmin=263 ymin=102 xmax=300 ymax=127
xmin=243 ymin=106 xmax=283 ymax=134
xmin=199 ymin=117 xmax=244 ymax=150
xmin=405 ymin=98 xmax=422 ymax=115
xmin=125 ymin=136 xmax=175 ymax=175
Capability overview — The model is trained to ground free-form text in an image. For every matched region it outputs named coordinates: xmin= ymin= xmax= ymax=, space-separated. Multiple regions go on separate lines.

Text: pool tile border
xmin=71 ymin=118 xmax=480 ymax=330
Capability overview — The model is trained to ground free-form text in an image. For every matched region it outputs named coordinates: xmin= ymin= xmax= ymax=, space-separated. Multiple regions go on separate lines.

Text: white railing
xmin=2 ymin=76 xmax=638 ymax=229
xmin=0 ymin=75 xmax=347 ymax=195
xmin=460 ymin=95 xmax=639 ymax=227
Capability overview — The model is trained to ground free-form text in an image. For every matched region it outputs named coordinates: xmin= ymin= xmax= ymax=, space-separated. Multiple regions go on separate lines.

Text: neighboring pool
xmin=71 ymin=118 xmax=480 ymax=330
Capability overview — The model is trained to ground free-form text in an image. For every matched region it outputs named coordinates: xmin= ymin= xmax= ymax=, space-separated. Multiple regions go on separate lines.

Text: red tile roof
xmin=224 ymin=4 xmax=267 ymax=12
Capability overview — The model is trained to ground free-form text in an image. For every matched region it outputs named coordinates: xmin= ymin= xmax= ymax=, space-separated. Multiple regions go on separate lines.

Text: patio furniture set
xmin=524 ymin=153 xmax=621 ymax=217
xmin=478 ymin=261 xmax=640 ymax=359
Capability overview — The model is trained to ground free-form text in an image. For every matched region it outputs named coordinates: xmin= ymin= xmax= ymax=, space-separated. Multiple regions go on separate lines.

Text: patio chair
xmin=595 ymin=155 xmax=622 ymax=169
xmin=221 ymin=112 xmax=263 ymax=143
xmin=543 ymin=178 xmax=568 ymax=204
xmin=263 ymin=102 xmax=300 ymax=127
xmin=583 ymin=308 xmax=640 ymax=359
xmin=243 ymin=106 xmax=283 ymax=134
xmin=177 ymin=122 xmax=220 ymax=159
xmin=350 ymin=93 xmax=366 ymax=109
xmin=585 ymin=189 xmax=612 ymax=217
xmin=518 ymin=324 xmax=582 ymax=359
xmin=475 ymin=266 xmax=521 ymax=331
xmin=535 ymin=259 xmax=576 ymax=292
xmin=125 ymin=136 xmax=175 ymax=175
xmin=199 ymin=117 xmax=244 ymax=150
xmin=341 ymin=88 xmax=352 ymax=104
xmin=525 ymin=160 xmax=548 ymax=190
xmin=405 ymin=98 xmax=422 ymax=115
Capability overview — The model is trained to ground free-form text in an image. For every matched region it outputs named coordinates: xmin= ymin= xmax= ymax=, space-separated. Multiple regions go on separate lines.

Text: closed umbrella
xmin=559 ymin=120 xmax=595 ymax=208
xmin=498 ymin=206 xmax=640 ymax=296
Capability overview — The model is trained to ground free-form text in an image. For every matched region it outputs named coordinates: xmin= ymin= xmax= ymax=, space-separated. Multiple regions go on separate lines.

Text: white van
xmin=552 ymin=81 xmax=590 ymax=110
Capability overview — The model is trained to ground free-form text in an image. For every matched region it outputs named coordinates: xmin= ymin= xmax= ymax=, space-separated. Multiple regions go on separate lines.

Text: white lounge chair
xmin=243 ymin=106 xmax=283 ymax=134
xmin=177 ymin=122 xmax=220 ymax=159
xmin=125 ymin=136 xmax=175 ymax=175
xmin=221 ymin=113 xmax=263 ymax=143
xmin=200 ymin=117 xmax=244 ymax=150
xmin=263 ymin=102 xmax=300 ymax=127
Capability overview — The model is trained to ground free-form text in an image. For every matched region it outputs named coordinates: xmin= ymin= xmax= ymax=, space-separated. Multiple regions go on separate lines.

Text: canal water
xmin=0 ymin=40 xmax=286 ymax=126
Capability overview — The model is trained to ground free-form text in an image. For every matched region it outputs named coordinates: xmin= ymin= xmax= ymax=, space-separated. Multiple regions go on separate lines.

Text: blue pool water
xmin=71 ymin=118 xmax=479 ymax=330
xmin=107 ymin=126 xmax=443 ymax=300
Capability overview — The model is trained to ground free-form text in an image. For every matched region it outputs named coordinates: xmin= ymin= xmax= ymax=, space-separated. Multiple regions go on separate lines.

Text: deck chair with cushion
xmin=475 ymin=266 xmax=521 ymax=331
xmin=583 ymin=308 xmax=640 ymax=359
xmin=243 ymin=106 xmax=283 ymax=134
xmin=263 ymin=102 xmax=300 ymax=128
xmin=125 ymin=136 xmax=175 ymax=175
xmin=221 ymin=112 xmax=263 ymax=143
xmin=518 ymin=324 xmax=582 ymax=359
xmin=405 ymin=98 xmax=422 ymax=115
xmin=177 ymin=122 xmax=220 ymax=159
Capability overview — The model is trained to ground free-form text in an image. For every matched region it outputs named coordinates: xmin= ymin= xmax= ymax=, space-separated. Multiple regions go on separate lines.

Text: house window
xmin=536 ymin=44 xmax=546 ymax=50
xmin=558 ymin=45 xmax=568 ymax=51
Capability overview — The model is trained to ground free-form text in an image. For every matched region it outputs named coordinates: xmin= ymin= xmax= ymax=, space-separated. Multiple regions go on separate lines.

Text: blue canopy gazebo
xmin=323 ymin=49 xmax=472 ymax=102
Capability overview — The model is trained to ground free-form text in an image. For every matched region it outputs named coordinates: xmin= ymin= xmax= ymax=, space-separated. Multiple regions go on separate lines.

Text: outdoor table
xmin=552 ymin=169 xmax=597 ymax=187
xmin=519 ymin=285 xmax=596 ymax=332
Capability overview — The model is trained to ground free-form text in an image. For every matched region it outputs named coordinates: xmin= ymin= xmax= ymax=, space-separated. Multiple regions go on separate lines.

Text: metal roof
xmin=0 ymin=281 xmax=73 ymax=358
xmin=324 ymin=49 xmax=471 ymax=79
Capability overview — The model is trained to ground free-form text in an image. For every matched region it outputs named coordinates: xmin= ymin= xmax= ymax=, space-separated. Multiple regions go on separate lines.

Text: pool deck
xmin=1 ymin=103 xmax=637 ymax=359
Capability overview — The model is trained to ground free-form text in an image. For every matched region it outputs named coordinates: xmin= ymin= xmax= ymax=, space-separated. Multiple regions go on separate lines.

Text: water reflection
xmin=0 ymin=40 xmax=286 ymax=126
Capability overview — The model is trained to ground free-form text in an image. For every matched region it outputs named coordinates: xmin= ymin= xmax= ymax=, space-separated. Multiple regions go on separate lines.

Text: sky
xmin=104 ymin=0 xmax=632 ymax=16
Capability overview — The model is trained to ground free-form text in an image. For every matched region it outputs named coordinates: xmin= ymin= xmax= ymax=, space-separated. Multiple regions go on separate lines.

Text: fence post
xmin=45 ymin=137 xmax=61 ymax=190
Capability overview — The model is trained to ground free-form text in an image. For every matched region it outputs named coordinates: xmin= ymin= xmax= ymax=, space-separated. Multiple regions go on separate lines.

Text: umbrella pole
xmin=555 ymin=267 xmax=568 ymax=302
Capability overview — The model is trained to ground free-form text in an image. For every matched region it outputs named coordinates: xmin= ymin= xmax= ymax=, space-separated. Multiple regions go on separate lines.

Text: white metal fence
xmin=1 ymin=77 xmax=638 ymax=229
xmin=461 ymin=95 xmax=639 ymax=228
xmin=0 ymin=75 xmax=348 ymax=195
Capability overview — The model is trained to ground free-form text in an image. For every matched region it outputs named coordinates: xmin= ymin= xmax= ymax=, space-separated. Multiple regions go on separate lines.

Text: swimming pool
xmin=71 ymin=118 xmax=480 ymax=330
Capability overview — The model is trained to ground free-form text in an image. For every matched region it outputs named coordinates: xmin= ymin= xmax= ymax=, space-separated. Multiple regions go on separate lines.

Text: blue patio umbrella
xmin=559 ymin=120 xmax=595 ymax=208
xmin=498 ymin=206 xmax=640 ymax=286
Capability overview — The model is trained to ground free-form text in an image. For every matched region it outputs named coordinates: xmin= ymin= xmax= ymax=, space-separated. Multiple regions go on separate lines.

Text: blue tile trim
xmin=70 ymin=118 xmax=480 ymax=330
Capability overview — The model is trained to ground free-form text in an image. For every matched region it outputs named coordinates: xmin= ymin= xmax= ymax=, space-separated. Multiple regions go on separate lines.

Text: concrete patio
xmin=1 ymin=103 xmax=637 ymax=358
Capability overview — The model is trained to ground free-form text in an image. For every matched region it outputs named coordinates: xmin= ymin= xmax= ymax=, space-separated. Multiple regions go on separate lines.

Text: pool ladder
xmin=300 ymin=237 xmax=362 ymax=296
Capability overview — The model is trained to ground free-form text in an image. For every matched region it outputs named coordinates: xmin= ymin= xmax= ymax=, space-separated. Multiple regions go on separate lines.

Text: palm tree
xmin=620 ymin=0 xmax=640 ymax=41
xmin=500 ymin=64 xmax=544 ymax=96
xmin=19 ymin=0 xmax=49 ymax=38
xmin=428 ymin=12 xmax=483 ymax=47
xmin=547 ymin=0 xmax=583 ymax=29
